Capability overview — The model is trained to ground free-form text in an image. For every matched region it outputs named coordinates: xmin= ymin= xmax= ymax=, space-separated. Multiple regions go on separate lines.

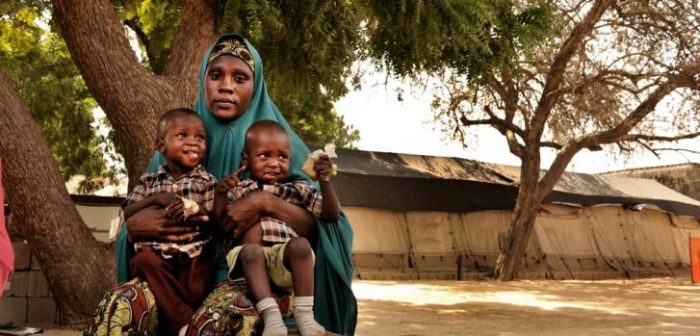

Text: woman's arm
xmin=222 ymin=191 xmax=316 ymax=239
xmin=123 ymin=192 xmax=179 ymax=220
xmin=126 ymin=206 xmax=199 ymax=243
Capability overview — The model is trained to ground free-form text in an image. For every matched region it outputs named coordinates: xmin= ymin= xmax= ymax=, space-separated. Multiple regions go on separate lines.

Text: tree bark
xmin=0 ymin=70 xmax=115 ymax=326
xmin=494 ymin=0 xmax=617 ymax=281
xmin=164 ymin=0 xmax=217 ymax=103
xmin=0 ymin=0 xmax=217 ymax=325
xmin=494 ymin=147 xmax=545 ymax=280
xmin=51 ymin=0 xmax=215 ymax=189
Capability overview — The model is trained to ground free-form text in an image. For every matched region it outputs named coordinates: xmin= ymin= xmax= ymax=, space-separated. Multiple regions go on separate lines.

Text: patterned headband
xmin=207 ymin=38 xmax=255 ymax=73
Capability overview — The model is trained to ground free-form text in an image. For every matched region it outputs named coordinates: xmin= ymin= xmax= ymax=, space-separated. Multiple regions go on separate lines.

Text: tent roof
xmin=332 ymin=148 xmax=700 ymax=216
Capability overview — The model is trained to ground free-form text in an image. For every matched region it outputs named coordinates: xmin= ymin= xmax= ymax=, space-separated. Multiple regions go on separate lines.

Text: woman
xmin=85 ymin=34 xmax=356 ymax=336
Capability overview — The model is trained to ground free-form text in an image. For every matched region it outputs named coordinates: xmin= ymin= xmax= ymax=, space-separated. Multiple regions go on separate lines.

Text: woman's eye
xmin=208 ymin=71 xmax=221 ymax=80
xmin=234 ymin=75 xmax=247 ymax=83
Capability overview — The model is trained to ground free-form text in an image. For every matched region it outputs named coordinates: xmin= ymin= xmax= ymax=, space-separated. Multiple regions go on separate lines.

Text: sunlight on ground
xmin=352 ymin=281 xmax=631 ymax=314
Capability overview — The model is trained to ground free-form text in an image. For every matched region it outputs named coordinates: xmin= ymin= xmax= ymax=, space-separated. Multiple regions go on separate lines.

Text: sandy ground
xmin=32 ymin=277 xmax=700 ymax=336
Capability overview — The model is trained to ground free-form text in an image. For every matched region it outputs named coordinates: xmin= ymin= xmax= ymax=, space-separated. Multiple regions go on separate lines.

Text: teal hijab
xmin=116 ymin=34 xmax=357 ymax=335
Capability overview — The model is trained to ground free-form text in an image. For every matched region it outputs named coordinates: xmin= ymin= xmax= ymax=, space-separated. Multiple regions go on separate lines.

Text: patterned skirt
xmin=84 ymin=278 xmax=292 ymax=335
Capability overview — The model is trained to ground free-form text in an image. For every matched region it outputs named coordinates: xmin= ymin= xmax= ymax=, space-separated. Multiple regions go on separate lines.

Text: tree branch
xmin=51 ymin=0 xmax=159 ymax=109
xmin=537 ymin=74 xmax=690 ymax=196
xmin=0 ymin=68 xmax=115 ymax=324
xmin=164 ymin=0 xmax=216 ymax=101
xmin=123 ymin=18 xmax=156 ymax=68
xmin=651 ymin=147 xmax=700 ymax=156
xmin=530 ymin=0 xmax=615 ymax=141
xmin=617 ymin=131 xmax=700 ymax=143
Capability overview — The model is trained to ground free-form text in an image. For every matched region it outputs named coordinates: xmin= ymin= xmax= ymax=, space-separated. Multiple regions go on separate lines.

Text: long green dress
xmin=86 ymin=34 xmax=357 ymax=336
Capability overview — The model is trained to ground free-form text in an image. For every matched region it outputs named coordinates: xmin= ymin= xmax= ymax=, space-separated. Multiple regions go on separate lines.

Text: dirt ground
xmin=36 ymin=277 xmax=700 ymax=336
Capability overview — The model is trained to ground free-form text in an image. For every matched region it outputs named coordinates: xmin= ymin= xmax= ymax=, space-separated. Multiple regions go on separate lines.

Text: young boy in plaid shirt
xmin=122 ymin=108 xmax=217 ymax=336
xmin=214 ymin=120 xmax=339 ymax=336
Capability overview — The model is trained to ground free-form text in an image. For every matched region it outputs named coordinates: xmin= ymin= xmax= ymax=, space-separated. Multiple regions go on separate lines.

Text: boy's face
xmin=157 ymin=115 xmax=207 ymax=172
xmin=246 ymin=130 xmax=290 ymax=184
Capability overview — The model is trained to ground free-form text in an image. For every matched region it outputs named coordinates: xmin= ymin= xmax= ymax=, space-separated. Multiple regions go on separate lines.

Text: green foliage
xmin=113 ymin=0 xmax=181 ymax=74
xmin=116 ymin=0 xmax=361 ymax=147
xmin=0 ymin=1 xmax=122 ymax=192
xmin=362 ymin=0 xmax=553 ymax=81
xmin=2 ymin=0 xmax=554 ymax=186
xmin=217 ymin=0 xmax=361 ymax=146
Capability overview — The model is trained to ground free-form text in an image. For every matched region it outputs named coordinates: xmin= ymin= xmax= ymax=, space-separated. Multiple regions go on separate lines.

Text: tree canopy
xmin=379 ymin=0 xmax=700 ymax=279
xmin=0 ymin=0 xmax=120 ymax=192
xmin=0 ymin=0 xmax=560 ymax=323
xmin=0 ymin=0 xmax=363 ymax=191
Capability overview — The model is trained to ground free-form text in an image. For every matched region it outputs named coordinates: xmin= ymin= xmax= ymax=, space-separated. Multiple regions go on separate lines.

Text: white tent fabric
xmin=345 ymin=204 xmax=700 ymax=280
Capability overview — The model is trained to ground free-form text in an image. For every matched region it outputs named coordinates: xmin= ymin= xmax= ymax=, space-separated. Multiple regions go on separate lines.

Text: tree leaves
xmin=362 ymin=0 xmax=553 ymax=82
xmin=0 ymin=2 xmax=121 ymax=192
xmin=217 ymin=0 xmax=361 ymax=146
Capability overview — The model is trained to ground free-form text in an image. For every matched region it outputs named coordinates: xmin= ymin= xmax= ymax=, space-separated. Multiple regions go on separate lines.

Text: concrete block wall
xmin=0 ymin=240 xmax=58 ymax=326
xmin=0 ymin=204 xmax=118 ymax=326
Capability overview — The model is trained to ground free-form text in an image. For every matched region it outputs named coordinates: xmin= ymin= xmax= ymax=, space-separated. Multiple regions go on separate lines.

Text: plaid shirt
xmin=124 ymin=164 xmax=217 ymax=258
xmin=227 ymin=179 xmax=323 ymax=243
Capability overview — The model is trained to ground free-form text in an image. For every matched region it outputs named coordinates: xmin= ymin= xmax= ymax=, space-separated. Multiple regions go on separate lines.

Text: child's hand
xmin=217 ymin=165 xmax=247 ymax=193
xmin=313 ymin=155 xmax=336 ymax=181
xmin=164 ymin=199 xmax=185 ymax=221
xmin=153 ymin=192 xmax=180 ymax=208
xmin=164 ymin=198 xmax=201 ymax=222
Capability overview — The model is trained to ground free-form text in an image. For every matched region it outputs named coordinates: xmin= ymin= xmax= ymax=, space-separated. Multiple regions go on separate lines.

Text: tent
xmin=330 ymin=149 xmax=700 ymax=280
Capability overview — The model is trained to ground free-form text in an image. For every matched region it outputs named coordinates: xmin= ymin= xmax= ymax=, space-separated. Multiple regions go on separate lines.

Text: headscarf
xmin=116 ymin=34 xmax=356 ymax=335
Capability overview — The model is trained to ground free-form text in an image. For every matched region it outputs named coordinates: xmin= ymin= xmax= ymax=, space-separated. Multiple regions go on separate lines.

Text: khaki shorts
xmin=227 ymin=241 xmax=315 ymax=293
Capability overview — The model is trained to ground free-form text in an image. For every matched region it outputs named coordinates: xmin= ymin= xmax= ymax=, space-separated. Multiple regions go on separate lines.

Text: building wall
xmin=0 ymin=238 xmax=57 ymax=325
xmin=0 ymin=205 xmax=120 ymax=325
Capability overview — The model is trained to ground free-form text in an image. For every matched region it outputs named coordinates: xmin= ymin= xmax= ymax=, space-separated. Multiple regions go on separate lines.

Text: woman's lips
xmin=214 ymin=99 xmax=235 ymax=108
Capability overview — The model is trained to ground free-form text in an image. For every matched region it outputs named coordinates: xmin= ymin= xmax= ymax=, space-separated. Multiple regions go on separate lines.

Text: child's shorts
xmin=226 ymin=241 xmax=315 ymax=293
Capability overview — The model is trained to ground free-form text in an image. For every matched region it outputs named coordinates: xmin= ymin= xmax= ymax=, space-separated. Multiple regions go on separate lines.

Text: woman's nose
xmin=219 ymin=76 xmax=235 ymax=93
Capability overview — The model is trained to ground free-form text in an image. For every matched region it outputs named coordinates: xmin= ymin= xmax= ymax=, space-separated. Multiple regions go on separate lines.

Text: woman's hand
xmin=220 ymin=191 xmax=266 ymax=238
xmin=151 ymin=192 xmax=180 ymax=208
xmin=126 ymin=206 xmax=203 ymax=242
xmin=220 ymin=190 xmax=316 ymax=240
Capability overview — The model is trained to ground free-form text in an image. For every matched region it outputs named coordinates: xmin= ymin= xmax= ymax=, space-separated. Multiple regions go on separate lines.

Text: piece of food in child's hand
xmin=302 ymin=144 xmax=337 ymax=180
xmin=180 ymin=197 xmax=199 ymax=219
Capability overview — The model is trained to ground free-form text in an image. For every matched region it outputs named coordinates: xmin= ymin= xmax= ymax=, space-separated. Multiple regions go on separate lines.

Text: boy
xmin=122 ymin=108 xmax=217 ymax=336
xmin=214 ymin=120 xmax=339 ymax=336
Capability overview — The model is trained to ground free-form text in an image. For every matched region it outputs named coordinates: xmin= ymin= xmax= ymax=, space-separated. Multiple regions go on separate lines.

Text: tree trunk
xmin=495 ymin=194 xmax=541 ymax=281
xmin=51 ymin=0 xmax=215 ymax=189
xmin=0 ymin=70 xmax=115 ymax=326
xmin=494 ymin=149 xmax=545 ymax=281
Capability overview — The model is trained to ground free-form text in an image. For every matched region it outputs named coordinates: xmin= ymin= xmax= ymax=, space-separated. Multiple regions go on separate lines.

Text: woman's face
xmin=204 ymin=55 xmax=254 ymax=121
